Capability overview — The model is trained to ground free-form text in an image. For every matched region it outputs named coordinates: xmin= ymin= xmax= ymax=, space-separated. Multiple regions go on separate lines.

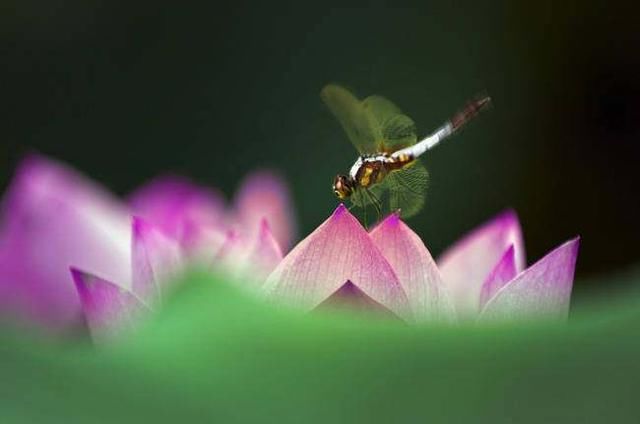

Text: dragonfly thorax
xmin=348 ymin=154 xmax=389 ymax=180
xmin=347 ymin=153 xmax=415 ymax=191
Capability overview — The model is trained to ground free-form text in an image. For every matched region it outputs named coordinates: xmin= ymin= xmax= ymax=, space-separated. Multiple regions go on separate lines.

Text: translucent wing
xmin=384 ymin=160 xmax=429 ymax=218
xmin=321 ymin=85 xmax=418 ymax=154
xmin=320 ymin=84 xmax=380 ymax=154
xmin=351 ymin=160 xmax=429 ymax=219
xmin=362 ymin=95 xmax=418 ymax=152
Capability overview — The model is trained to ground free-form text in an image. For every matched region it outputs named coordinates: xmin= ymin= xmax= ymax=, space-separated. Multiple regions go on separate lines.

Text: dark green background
xmin=2 ymin=2 xmax=639 ymax=292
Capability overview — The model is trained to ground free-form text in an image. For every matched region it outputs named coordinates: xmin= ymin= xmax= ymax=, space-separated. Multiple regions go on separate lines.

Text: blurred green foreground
xmin=1 ymin=269 xmax=640 ymax=423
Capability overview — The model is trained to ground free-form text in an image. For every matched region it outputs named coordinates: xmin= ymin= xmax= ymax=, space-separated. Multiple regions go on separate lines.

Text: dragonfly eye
xmin=332 ymin=175 xmax=353 ymax=199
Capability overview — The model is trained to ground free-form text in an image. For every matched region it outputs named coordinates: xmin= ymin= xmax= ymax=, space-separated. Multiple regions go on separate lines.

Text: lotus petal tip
xmin=383 ymin=210 xmax=402 ymax=226
xmin=70 ymin=266 xmax=85 ymax=288
xmin=131 ymin=215 xmax=149 ymax=237
xmin=494 ymin=208 xmax=519 ymax=226
xmin=332 ymin=203 xmax=349 ymax=218
xmin=258 ymin=217 xmax=271 ymax=234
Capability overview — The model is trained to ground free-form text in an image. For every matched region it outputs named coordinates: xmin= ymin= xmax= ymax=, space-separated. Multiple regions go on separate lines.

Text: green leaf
xmin=2 ymin=268 xmax=640 ymax=423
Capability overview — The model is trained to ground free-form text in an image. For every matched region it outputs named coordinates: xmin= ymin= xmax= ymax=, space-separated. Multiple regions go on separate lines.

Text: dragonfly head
xmin=333 ymin=174 xmax=355 ymax=199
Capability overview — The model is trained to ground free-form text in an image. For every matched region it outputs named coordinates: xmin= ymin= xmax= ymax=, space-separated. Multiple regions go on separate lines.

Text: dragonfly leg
xmin=366 ymin=188 xmax=382 ymax=222
xmin=362 ymin=195 xmax=368 ymax=228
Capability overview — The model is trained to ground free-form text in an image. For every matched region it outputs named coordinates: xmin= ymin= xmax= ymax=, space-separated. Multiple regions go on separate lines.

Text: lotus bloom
xmin=0 ymin=155 xmax=294 ymax=337
xmin=0 ymin=155 xmax=580 ymax=342
xmin=265 ymin=205 xmax=579 ymax=323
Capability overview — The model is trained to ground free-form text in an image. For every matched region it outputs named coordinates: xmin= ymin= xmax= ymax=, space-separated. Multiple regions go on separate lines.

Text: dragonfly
xmin=322 ymin=84 xmax=491 ymax=224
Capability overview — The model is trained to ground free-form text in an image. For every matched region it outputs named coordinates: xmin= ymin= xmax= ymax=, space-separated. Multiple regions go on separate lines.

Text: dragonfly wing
xmin=383 ymin=160 xmax=429 ymax=218
xmin=321 ymin=84 xmax=380 ymax=154
xmin=348 ymin=186 xmax=379 ymax=211
xmin=350 ymin=160 xmax=429 ymax=219
xmin=362 ymin=95 xmax=418 ymax=152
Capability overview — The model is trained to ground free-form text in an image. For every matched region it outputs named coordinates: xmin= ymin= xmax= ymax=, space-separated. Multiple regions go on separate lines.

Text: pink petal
xmin=209 ymin=221 xmax=284 ymax=289
xmin=437 ymin=210 xmax=526 ymax=319
xmin=71 ymin=268 xmax=149 ymax=343
xmin=479 ymin=237 xmax=580 ymax=322
xmin=180 ymin=220 xmax=228 ymax=264
xmin=369 ymin=213 xmax=455 ymax=322
xmin=131 ymin=217 xmax=183 ymax=304
xmin=128 ymin=175 xmax=225 ymax=239
xmin=238 ymin=219 xmax=283 ymax=287
xmin=264 ymin=204 xmax=411 ymax=320
xmin=233 ymin=170 xmax=296 ymax=251
xmin=0 ymin=155 xmax=131 ymax=330
xmin=212 ymin=229 xmax=247 ymax=270
xmin=479 ymin=245 xmax=517 ymax=310
xmin=315 ymin=280 xmax=399 ymax=319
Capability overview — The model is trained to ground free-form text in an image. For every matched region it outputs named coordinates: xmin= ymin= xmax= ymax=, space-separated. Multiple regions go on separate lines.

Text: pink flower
xmin=265 ymin=205 xmax=579 ymax=323
xmin=0 ymin=155 xmax=294 ymax=338
xmin=0 ymin=154 xmax=580 ymax=342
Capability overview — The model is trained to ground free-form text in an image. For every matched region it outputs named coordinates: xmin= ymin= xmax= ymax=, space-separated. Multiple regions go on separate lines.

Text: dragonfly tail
xmin=449 ymin=94 xmax=492 ymax=133
xmin=396 ymin=92 xmax=492 ymax=159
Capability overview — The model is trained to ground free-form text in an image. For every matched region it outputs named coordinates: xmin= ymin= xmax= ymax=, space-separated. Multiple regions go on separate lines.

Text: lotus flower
xmin=0 ymin=154 xmax=580 ymax=342
xmin=0 ymin=155 xmax=295 ymax=337
xmin=264 ymin=204 xmax=579 ymax=323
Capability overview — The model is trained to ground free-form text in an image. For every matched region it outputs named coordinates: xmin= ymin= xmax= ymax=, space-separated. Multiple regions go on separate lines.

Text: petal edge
xmin=72 ymin=268 xmax=149 ymax=343
xmin=264 ymin=205 xmax=411 ymax=320
xmin=479 ymin=237 xmax=580 ymax=322
xmin=370 ymin=213 xmax=455 ymax=322
xmin=438 ymin=209 xmax=526 ymax=318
